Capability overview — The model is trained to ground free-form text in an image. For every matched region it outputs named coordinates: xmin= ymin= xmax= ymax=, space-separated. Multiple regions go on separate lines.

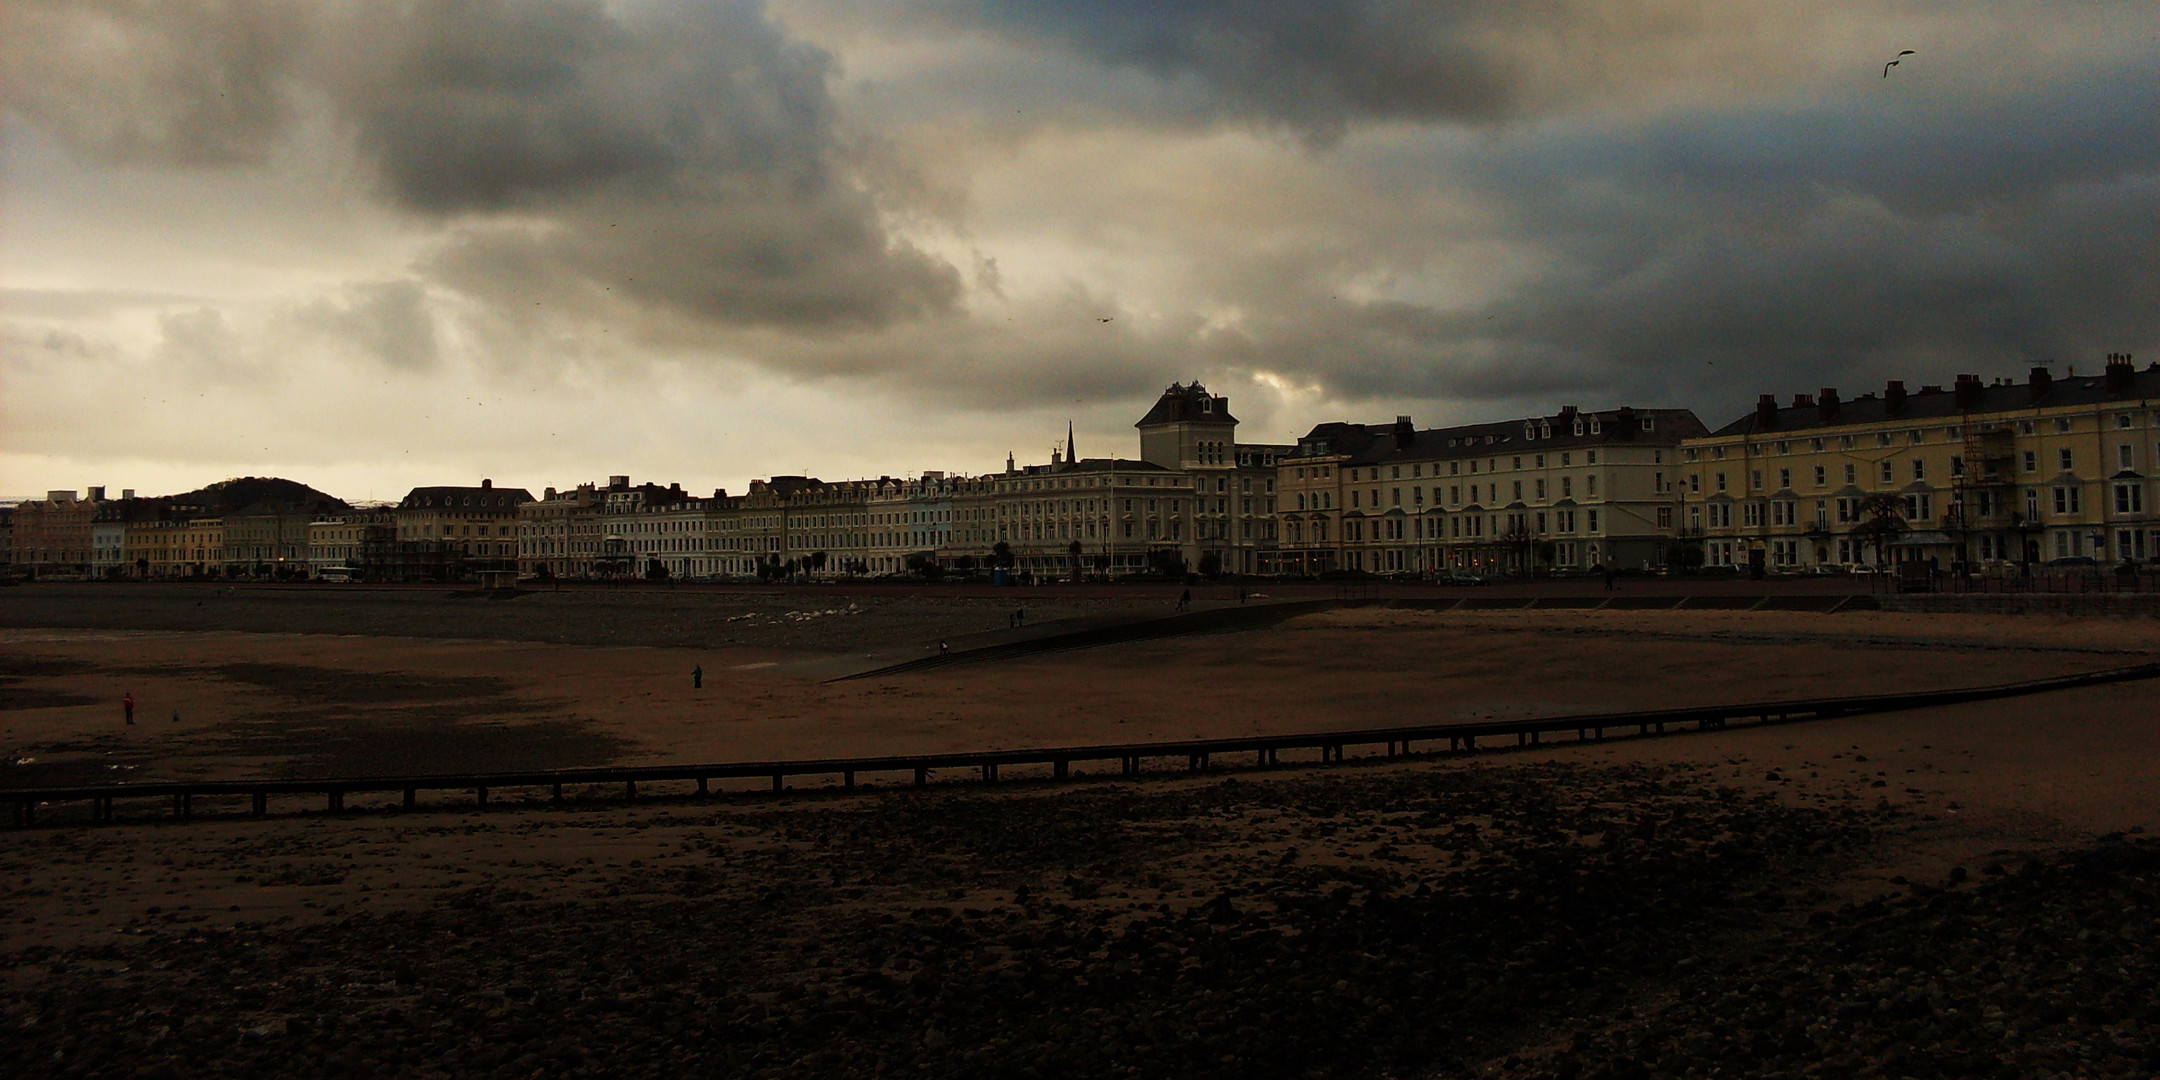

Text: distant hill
xmin=158 ymin=477 xmax=351 ymax=515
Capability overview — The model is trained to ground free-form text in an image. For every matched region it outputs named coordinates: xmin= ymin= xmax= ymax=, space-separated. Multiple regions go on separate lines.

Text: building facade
xmin=395 ymin=480 xmax=532 ymax=577
xmin=1681 ymin=359 xmax=2160 ymax=574
xmin=8 ymin=487 xmax=106 ymax=578
xmin=1276 ymin=407 xmax=1705 ymax=576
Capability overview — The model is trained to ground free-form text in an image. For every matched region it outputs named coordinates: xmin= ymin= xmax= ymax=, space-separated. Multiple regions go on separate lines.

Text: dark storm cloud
xmin=1428 ymin=64 xmax=2160 ymax=415
xmin=937 ymin=0 xmax=1523 ymax=135
xmin=848 ymin=0 xmax=1762 ymax=140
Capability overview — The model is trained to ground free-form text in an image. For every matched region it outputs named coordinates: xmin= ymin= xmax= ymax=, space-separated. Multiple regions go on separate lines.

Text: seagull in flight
xmin=1882 ymin=49 xmax=1915 ymax=78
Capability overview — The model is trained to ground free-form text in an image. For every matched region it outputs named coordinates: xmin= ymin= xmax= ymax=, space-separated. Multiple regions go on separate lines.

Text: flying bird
xmin=1882 ymin=49 xmax=1915 ymax=78
xmin=1098 ymin=317 xmax=1114 ymax=323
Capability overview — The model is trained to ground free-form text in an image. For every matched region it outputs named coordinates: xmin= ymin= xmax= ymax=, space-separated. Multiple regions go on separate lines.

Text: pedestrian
xmin=692 ymin=664 xmax=703 ymax=690
xmin=1237 ymin=585 xmax=1246 ymax=605
xmin=1177 ymin=589 xmax=1191 ymax=612
xmin=1603 ymin=566 xmax=1615 ymax=592
xmin=123 ymin=692 xmax=135 ymax=725
xmin=170 ymin=709 xmax=180 ymax=723
xmin=1016 ymin=607 xmax=1026 ymax=627
xmin=940 ymin=640 xmax=949 ymax=653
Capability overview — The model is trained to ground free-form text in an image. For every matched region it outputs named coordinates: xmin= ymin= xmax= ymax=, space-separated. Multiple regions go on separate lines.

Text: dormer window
xmin=1572 ymin=420 xmax=1584 ymax=436
xmin=1200 ymin=398 xmax=1213 ymax=413
xmin=1589 ymin=419 xmax=1601 ymax=435
xmin=1541 ymin=422 xmax=1553 ymax=439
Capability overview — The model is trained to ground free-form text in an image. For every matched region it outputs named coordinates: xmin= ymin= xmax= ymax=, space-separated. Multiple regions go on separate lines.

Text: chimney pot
xmin=1791 ymin=393 xmax=1814 ymax=408
xmin=1818 ymin=389 xmax=1841 ymax=421
xmin=1954 ymin=373 xmax=1983 ymax=410
xmin=2028 ymin=366 xmax=2053 ymax=401
xmin=1885 ymin=380 xmax=1908 ymax=418
xmin=1754 ymin=394 xmax=1779 ymax=430
xmin=481 ymin=478 xmax=492 ymax=489
xmin=2106 ymin=353 xmax=2136 ymax=396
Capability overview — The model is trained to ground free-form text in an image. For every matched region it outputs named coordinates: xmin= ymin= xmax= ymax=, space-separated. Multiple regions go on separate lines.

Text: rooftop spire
xmin=1066 ymin=420 xmax=1078 ymax=463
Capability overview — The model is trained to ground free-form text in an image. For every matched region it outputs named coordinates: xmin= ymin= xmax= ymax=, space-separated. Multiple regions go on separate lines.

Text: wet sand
xmin=3 ymin=600 xmax=2158 ymax=1078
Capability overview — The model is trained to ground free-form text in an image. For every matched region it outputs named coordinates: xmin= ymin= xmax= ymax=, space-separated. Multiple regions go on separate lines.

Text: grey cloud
xmin=1 ymin=0 xmax=305 ymax=165
xmin=152 ymin=306 xmax=274 ymax=385
xmin=6 ymin=0 xmax=960 ymax=336
xmin=291 ymin=280 xmax=441 ymax=372
xmin=335 ymin=0 xmax=962 ymax=331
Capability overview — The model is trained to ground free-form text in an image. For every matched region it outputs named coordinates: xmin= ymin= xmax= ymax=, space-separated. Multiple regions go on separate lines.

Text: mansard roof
xmin=1709 ymin=363 xmax=2160 ymax=437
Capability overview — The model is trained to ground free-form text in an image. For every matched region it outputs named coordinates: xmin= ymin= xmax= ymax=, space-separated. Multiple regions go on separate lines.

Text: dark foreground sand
xmin=3 ymin=600 xmax=2159 ymax=1078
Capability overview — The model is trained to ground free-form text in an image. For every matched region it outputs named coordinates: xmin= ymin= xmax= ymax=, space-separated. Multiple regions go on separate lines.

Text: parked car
xmin=1440 ymin=570 xmax=1491 ymax=586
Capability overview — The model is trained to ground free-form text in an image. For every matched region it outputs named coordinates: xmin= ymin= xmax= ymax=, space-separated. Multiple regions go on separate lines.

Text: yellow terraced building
xmin=1680 ymin=356 xmax=2159 ymax=574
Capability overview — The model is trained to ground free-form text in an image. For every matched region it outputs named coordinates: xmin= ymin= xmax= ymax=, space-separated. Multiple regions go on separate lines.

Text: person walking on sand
xmin=692 ymin=664 xmax=703 ymax=690
xmin=1177 ymin=589 xmax=1191 ymax=612
xmin=123 ymin=692 xmax=135 ymax=725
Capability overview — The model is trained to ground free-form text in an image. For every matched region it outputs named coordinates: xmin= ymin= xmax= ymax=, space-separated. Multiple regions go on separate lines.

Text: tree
xmin=1147 ymin=548 xmax=1188 ymax=577
xmin=1850 ymin=493 xmax=1909 ymax=568
xmin=991 ymin=540 xmax=1013 ymax=568
xmin=1067 ymin=539 xmax=1084 ymax=581
xmin=645 ymin=559 xmax=669 ymax=580
xmin=809 ymin=551 xmax=828 ymax=575
xmin=1196 ymin=551 xmax=1222 ymax=579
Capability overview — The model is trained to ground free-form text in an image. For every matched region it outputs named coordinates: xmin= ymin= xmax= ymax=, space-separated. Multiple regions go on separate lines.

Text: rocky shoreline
xmin=0 ymin=760 xmax=1949 ymax=1079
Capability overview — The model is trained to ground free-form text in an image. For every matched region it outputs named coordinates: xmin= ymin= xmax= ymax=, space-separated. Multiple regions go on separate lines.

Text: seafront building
xmin=11 ymin=358 xmax=2154 ymax=582
xmin=1275 ymin=408 xmax=1706 ymax=576
xmin=393 ymin=480 xmax=531 ymax=578
xmin=1682 ymin=357 xmax=2160 ymax=574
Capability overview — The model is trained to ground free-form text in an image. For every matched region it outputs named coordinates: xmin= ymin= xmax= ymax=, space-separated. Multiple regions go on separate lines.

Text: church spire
xmin=1066 ymin=420 xmax=1078 ymax=463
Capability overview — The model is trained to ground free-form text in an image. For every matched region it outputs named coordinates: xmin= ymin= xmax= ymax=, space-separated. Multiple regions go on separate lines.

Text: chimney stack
xmin=1614 ymin=406 xmax=1638 ymax=440
xmin=1394 ymin=415 xmax=1415 ymax=448
xmin=1884 ymin=380 xmax=1908 ymax=418
xmin=1818 ymin=389 xmax=1840 ymax=422
xmin=1791 ymin=393 xmax=1815 ymax=408
xmin=2106 ymin=352 xmax=2136 ymax=396
xmin=481 ymin=478 xmax=493 ymax=489
xmin=121 ymin=489 xmax=135 ymax=500
xmin=1755 ymin=394 xmax=1779 ymax=430
xmin=87 ymin=486 xmax=106 ymax=501
xmin=2028 ymin=366 xmax=2053 ymax=401
xmin=1953 ymin=373 xmax=1983 ymax=411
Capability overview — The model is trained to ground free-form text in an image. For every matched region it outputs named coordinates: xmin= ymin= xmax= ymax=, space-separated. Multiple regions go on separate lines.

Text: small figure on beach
xmin=170 ymin=709 xmax=180 ymax=723
xmin=692 ymin=664 xmax=703 ymax=690
xmin=123 ymin=692 xmax=135 ymax=725
xmin=1177 ymin=589 xmax=1191 ymax=612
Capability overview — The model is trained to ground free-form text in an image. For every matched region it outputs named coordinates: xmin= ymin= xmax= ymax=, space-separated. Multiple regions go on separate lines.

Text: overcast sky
xmin=4 ymin=1 xmax=2156 ymax=502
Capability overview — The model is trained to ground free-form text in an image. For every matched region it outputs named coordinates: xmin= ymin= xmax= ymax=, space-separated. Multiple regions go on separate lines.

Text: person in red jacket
xmin=123 ymin=692 xmax=135 ymax=725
